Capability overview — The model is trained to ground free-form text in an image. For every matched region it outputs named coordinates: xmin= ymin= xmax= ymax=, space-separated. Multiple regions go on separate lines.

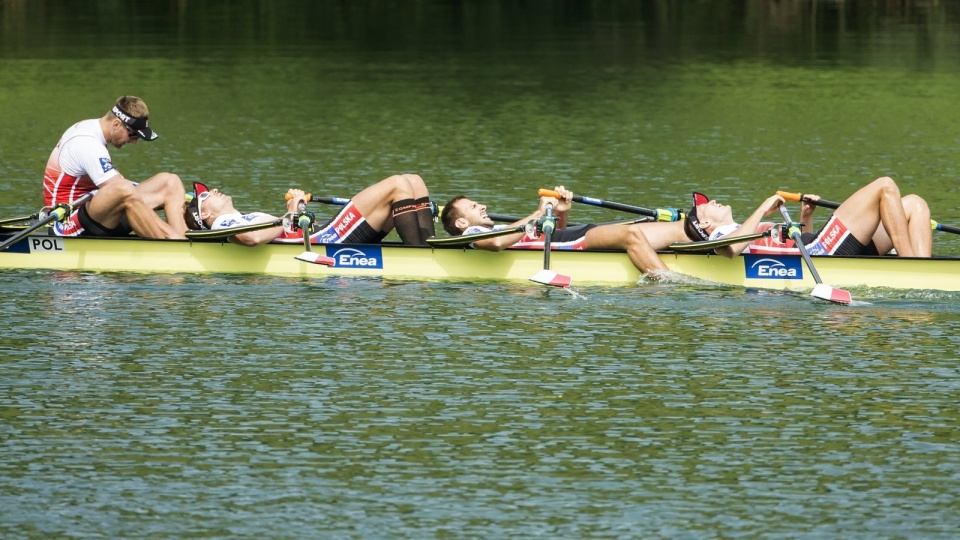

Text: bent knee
xmin=902 ymin=194 xmax=930 ymax=218
xmin=873 ymin=176 xmax=902 ymax=196
xmin=384 ymin=174 xmax=424 ymax=197
xmin=157 ymin=172 xmax=185 ymax=190
xmin=395 ymin=173 xmax=425 ymax=189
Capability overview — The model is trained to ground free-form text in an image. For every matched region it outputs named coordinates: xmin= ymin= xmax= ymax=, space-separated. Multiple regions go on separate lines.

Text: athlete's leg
xmin=84 ymin=175 xmax=185 ymax=239
xmin=635 ymin=221 xmax=690 ymax=250
xmin=408 ymin=175 xmax=436 ymax=241
xmin=584 ymin=223 xmax=668 ymax=276
xmin=833 ymin=176 xmax=916 ymax=257
xmin=350 ymin=174 xmax=425 ymax=245
xmin=135 ymin=172 xmax=188 ymax=234
xmin=871 ymin=194 xmax=932 ymax=256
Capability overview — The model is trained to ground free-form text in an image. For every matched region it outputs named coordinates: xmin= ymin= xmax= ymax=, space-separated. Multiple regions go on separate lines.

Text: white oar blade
xmin=295 ymin=251 xmax=335 ymax=266
xmin=530 ymin=269 xmax=572 ymax=288
xmin=811 ymin=283 xmax=852 ymax=305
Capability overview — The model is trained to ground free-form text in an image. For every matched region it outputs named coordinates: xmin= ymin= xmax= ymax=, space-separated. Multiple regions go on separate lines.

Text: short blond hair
xmin=109 ymin=96 xmax=149 ymax=119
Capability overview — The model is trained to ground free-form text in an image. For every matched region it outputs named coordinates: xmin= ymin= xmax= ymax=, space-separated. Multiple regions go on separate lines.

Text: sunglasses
xmin=196 ymin=190 xmax=211 ymax=212
xmin=120 ymin=122 xmax=140 ymax=140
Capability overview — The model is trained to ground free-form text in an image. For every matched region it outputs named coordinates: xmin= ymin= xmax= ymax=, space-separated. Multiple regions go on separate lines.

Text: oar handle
xmin=537 ymin=189 xmax=682 ymax=221
xmin=284 ymin=192 xmax=351 ymax=205
xmin=776 ymin=191 xmax=841 ymax=209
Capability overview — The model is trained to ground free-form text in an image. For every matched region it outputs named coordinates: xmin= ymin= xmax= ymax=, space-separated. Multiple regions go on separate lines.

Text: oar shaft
xmin=0 ymin=214 xmax=58 ymax=252
xmin=426 ymin=224 xmax=526 ymax=246
xmin=0 ymin=213 xmax=40 ymax=227
xmin=541 ymin=203 xmax=555 ymax=269
xmin=285 ymin=193 xmax=350 ymax=205
xmin=0 ymin=193 xmax=93 ymax=252
xmin=538 ymin=189 xmax=682 ymax=221
xmin=185 ymin=219 xmax=283 ymax=239
xmin=778 ymin=204 xmax=824 ymax=284
xmin=932 ymin=221 xmax=960 ymax=235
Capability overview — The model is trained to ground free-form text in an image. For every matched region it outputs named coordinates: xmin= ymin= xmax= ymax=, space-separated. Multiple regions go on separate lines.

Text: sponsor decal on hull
xmin=744 ymin=254 xmax=803 ymax=280
xmin=329 ymin=245 xmax=383 ymax=269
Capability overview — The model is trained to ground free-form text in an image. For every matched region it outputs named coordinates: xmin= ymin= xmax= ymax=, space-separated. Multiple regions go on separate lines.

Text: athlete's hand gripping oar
xmin=0 ymin=192 xmax=94 ymax=252
xmin=284 ymin=192 xmax=334 ymax=266
xmin=777 ymin=203 xmax=852 ymax=305
xmin=538 ymin=189 xmax=683 ymax=222
xmin=778 ymin=190 xmax=960 ymax=235
xmin=529 ymin=202 xmax=572 ymax=288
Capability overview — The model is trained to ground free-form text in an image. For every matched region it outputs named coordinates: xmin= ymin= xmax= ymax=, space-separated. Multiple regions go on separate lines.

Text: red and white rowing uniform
xmin=43 ymin=119 xmax=118 ymax=236
xmin=713 ymin=217 xmax=877 ymax=256
xmin=44 ymin=119 xmax=117 ymax=206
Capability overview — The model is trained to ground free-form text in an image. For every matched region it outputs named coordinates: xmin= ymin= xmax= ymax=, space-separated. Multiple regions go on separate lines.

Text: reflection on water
xmin=2 ymin=271 xmax=959 ymax=537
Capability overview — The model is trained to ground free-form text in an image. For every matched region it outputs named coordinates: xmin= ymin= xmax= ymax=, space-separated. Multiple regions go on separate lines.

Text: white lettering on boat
xmin=332 ymin=247 xmax=378 ymax=267
xmin=750 ymin=258 xmax=798 ymax=278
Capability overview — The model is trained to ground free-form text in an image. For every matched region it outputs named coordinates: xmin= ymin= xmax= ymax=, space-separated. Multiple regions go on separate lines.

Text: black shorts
xmin=78 ymin=205 xmax=133 ymax=237
xmin=311 ymin=219 xmax=387 ymax=244
xmin=800 ymin=223 xmax=880 ymax=256
xmin=549 ymin=224 xmax=597 ymax=243
xmin=343 ymin=221 xmax=388 ymax=243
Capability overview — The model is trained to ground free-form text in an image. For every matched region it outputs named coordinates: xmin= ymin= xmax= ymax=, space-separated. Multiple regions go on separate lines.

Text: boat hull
xmin=1 ymin=233 xmax=958 ymax=292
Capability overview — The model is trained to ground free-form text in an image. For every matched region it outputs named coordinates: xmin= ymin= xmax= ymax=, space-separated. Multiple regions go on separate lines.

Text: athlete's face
xmin=695 ymin=199 xmax=734 ymax=227
xmin=111 ymin=119 xmax=139 ymax=148
xmin=198 ymin=188 xmax=233 ymax=218
xmin=453 ymin=198 xmax=493 ymax=229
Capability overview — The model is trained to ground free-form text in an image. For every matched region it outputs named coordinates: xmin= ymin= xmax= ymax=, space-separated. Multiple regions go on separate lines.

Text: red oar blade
xmin=529 ymin=269 xmax=572 ymax=288
xmin=295 ymin=251 xmax=335 ymax=266
xmin=811 ymin=283 xmax=852 ymax=305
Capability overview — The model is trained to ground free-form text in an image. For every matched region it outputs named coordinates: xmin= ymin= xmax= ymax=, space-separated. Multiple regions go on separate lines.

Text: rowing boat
xmin=2 ymin=230 xmax=958 ymax=292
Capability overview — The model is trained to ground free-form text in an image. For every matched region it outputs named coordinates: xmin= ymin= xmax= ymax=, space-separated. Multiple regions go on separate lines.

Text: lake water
xmin=2 ymin=1 xmax=959 ymax=538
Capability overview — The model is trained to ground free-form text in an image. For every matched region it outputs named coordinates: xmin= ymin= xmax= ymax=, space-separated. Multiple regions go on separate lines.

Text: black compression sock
xmin=414 ymin=197 xmax=436 ymax=242
xmin=391 ymin=199 xmax=424 ymax=245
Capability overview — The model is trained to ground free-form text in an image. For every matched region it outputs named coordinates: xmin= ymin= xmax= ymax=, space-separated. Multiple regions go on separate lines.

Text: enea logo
xmin=744 ymin=254 xmax=803 ymax=280
xmin=330 ymin=245 xmax=383 ymax=269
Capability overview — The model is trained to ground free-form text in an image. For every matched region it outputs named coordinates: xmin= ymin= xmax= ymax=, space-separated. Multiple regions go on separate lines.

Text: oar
xmin=284 ymin=194 xmax=334 ymax=266
xmin=777 ymin=203 xmax=851 ymax=305
xmin=669 ymin=229 xmax=773 ymax=253
xmin=529 ymin=202 xmax=572 ymax=288
xmin=538 ymin=189 xmax=683 ymax=222
xmin=185 ymin=219 xmax=284 ymax=240
xmin=0 ymin=212 xmax=41 ymax=227
xmin=778 ymin=190 xmax=960 ymax=235
xmin=0 ymin=193 xmax=94 ymax=252
xmin=426 ymin=217 xmax=648 ymax=247
xmin=426 ymin=224 xmax=526 ymax=246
